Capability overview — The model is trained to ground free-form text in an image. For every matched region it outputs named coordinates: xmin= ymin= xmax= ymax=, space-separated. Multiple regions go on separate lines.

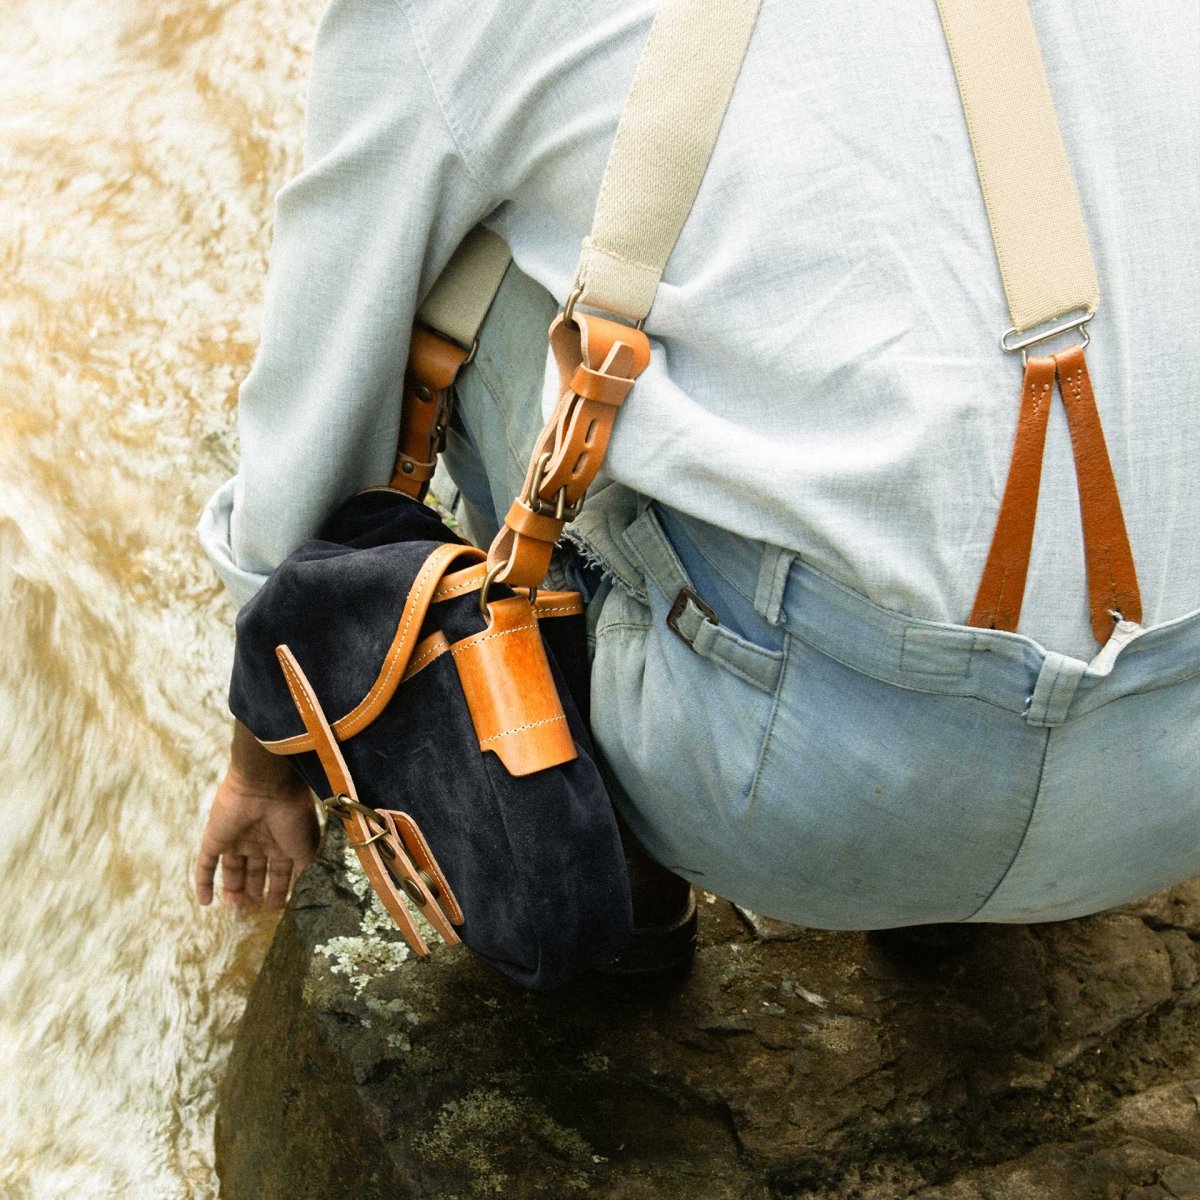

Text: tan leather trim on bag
xmin=432 ymin=562 xmax=487 ymax=602
xmin=401 ymin=631 xmax=450 ymax=683
xmin=261 ymin=542 xmax=485 ymax=754
xmin=400 ymin=593 xmax=585 ymax=688
xmin=969 ymin=346 xmax=1141 ymax=643
xmin=275 ymin=644 xmax=452 ymax=956
xmin=451 ymin=595 xmax=578 ymax=776
xmin=529 ymin=590 xmax=584 ymax=619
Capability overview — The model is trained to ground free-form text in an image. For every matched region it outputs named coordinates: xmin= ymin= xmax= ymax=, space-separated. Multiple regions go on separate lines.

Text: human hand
xmin=194 ymin=720 xmax=319 ymax=909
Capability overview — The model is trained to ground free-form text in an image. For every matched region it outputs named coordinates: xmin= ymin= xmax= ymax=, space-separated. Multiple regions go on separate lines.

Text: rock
xmin=216 ymin=826 xmax=1200 ymax=1199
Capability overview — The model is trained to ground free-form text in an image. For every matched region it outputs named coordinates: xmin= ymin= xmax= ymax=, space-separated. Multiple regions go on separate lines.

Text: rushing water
xmin=0 ymin=2 xmax=323 ymax=1193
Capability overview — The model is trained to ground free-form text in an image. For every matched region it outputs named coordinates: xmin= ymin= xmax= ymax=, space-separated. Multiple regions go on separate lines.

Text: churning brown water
xmin=0 ymin=2 xmax=322 ymax=1193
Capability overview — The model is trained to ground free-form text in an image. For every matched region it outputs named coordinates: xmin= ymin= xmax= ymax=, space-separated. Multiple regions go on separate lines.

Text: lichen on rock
xmin=217 ymin=823 xmax=1200 ymax=1200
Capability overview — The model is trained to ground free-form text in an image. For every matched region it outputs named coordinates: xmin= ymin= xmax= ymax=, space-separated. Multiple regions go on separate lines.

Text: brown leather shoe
xmin=596 ymin=820 xmax=697 ymax=978
xmin=870 ymin=923 xmax=981 ymax=959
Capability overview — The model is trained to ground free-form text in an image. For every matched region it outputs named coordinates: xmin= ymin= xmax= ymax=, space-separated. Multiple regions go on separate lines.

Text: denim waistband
xmin=627 ymin=503 xmax=1200 ymax=725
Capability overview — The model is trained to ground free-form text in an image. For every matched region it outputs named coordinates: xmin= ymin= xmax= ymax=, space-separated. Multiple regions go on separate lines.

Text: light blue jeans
xmin=445 ymin=265 xmax=1200 ymax=929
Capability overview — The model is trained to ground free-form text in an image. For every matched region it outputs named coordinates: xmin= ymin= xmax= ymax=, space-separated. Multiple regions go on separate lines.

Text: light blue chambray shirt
xmin=199 ymin=0 xmax=1200 ymax=662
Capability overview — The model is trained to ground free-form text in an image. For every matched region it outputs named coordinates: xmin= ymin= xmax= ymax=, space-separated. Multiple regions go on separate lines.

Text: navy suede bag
xmin=229 ymin=488 xmax=633 ymax=988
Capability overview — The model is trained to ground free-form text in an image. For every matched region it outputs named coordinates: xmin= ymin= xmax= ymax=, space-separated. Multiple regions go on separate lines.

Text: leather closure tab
xmin=452 ymin=596 xmax=577 ymax=776
xmin=273 ymin=644 xmax=448 ymax=957
xmin=379 ymin=809 xmax=464 ymax=937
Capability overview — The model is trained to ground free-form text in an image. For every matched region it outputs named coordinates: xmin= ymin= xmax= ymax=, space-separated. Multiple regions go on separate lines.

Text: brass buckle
xmin=525 ymin=451 xmax=584 ymax=522
xmin=323 ymin=794 xmax=395 ymax=857
xmin=666 ymin=588 xmax=719 ymax=649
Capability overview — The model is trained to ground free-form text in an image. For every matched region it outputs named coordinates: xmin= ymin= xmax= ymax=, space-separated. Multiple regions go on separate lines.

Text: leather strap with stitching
xmin=274 ymin=644 xmax=460 ymax=954
xmin=260 ymin=542 xmax=484 ymax=754
xmin=485 ymin=313 xmax=651 ymax=589
xmin=970 ymin=348 xmax=1141 ymax=642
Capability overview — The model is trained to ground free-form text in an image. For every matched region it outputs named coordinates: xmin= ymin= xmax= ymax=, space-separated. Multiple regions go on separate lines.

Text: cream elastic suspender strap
xmin=482 ymin=0 xmax=763 ymax=590
xmin=417 ymin=225 xmax=512 ymax=351
xmin=935 ymin=0 xmax=1099 ymax=344
xmin=937 ymin=1 xmax=1142 ymax=642
xmin=571 ymin=0 xmax=763 ymax=325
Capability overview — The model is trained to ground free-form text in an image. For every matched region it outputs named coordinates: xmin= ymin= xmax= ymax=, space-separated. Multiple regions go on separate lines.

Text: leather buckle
xmin=666 ymin=588 xmax=718 ymax=649
xmin=525 ymin=450 xmax=584 ymax=522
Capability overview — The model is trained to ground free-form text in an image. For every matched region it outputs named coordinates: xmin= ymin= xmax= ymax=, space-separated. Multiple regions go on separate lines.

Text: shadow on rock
xmin=216 ymin=825 xmax=1200 ymax=1199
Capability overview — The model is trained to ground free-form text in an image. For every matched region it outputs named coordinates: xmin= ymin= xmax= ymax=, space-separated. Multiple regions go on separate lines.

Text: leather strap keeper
xmin=390 ymin=326 xmax=472 ymax=498
xmin=568 ymin=362 xmax=636 ymax=406
xmin=503 ymin=498 xmax=566 ymax=542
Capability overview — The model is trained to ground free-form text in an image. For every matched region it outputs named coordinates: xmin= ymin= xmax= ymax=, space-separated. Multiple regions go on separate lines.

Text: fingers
xmin=195 ymin=847 xmax=297 ymax=910
xmin=265 ymin=859 xmax=295 ymax=909
xmin=195 ymin=851 xmax=220 ymax=906
xmin=220 ymin=854 xmax=247 ymax=906
xmin=243 ymin=857 xmax=268 ymax=904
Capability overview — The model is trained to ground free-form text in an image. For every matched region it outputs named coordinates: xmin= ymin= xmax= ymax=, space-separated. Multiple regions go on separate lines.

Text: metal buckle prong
xmin=525 ymin=450 xmax=584 ymax=522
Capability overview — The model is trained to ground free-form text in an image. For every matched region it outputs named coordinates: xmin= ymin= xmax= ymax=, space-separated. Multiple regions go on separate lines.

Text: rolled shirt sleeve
xmin=198 ymin=0 xmax=493 ymax=605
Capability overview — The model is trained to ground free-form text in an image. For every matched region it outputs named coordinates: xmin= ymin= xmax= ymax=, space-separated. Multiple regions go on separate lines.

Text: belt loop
xmin=1024 ymin=651 xmax=1086 ymax=728
xmin=620 ymin=503 xmax=693 ymax=605
xmin=754 ymin=545 xmax=795 ymax=627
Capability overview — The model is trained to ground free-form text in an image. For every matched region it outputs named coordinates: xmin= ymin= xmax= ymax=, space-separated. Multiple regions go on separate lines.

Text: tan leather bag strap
xmin=260 ymin=541 xmax=484 ymax=753
xmin=485 ymin=0 xmax=762 ymax=589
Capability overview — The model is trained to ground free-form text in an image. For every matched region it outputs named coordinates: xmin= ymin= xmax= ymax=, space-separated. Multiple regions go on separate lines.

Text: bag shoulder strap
xmin=484 ymin=0 xmax=762 ymax=589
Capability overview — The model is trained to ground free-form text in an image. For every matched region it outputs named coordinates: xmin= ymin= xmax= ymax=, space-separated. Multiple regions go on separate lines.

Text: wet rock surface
xmin=216 ymin=827 xmax=1200 ymax=1199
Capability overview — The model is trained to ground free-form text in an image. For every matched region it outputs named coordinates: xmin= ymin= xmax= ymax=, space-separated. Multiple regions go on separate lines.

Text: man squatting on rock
xmin=194 ymin=2 xmax=1200 ymax=953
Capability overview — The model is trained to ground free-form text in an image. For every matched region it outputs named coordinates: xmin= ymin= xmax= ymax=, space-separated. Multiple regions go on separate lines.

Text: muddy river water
xmin=0 ymin=2 xmax=324 ymax=1193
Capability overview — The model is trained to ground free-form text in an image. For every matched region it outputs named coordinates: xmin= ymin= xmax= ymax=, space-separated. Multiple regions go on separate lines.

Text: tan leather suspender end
xmin=389 ymin=326 xmax=473 ymax=498
xmin=970 ymin=347 xmax=1141 ymax=644
xmin=935 ymin=0 xmax=1141 ymax=646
